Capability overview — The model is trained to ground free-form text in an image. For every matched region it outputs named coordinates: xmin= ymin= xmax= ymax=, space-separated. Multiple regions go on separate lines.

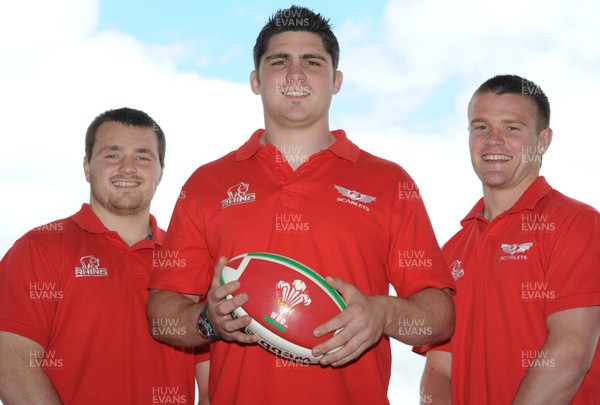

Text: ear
xmin=537 ymin=127 xmax=553 ymax=155
xmin=250 ymin=70 xmax=261 ymax=95
xmin=332 ymin=70 xmax=343 ymax=95
xmin=83 ymin=156 xmax=91 ymax=183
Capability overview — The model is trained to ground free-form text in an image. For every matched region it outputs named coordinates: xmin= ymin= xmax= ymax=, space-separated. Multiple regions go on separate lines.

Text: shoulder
xmin=355 ymin=149 xmax=415 ymax=182
xmin=182 ymin=150 xmax=238 ymax=189
xmin=21 ymin=215 xmax=77 ymax=245
xmin=540 ymin=189 xmax=599 ymax=226
xmin=544 ymin=189 xmax=598 ymax=213
xmin=2 ymin=215 xmax=78 ymax=266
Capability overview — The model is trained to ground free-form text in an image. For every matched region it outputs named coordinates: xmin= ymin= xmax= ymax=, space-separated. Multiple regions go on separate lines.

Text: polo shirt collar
xmin=235 ymin=129 xmax=360 ymax=162
xmin=329 ymin=130 xmax=361 ymax=162
xmin=72 ymin=203 xmax=163 ymax=245
xmin=462 ymin=176 xmax=553 ymax=225
xmin=72 ymin=204 xmax=109 ymax=234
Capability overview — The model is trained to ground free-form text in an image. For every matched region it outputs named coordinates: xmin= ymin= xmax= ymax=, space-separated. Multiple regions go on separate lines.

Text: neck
xmin=90 ymin=202 xmax=152 ymax=246
xmin=481 ymin=177 xmax=538 ymax=221
xmin=262 ymin=124 xmax=335 ymax=171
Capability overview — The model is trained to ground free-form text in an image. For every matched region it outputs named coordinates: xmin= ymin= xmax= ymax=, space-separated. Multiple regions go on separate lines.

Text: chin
xmin=107 ymin=197 xmax=151 ymax=216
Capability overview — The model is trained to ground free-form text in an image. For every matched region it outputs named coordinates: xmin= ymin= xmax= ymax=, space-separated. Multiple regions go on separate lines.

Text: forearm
xmin=0 ymin=367 xmax=62 ymax=405
xmin=147 ymin=290 xmax=208 ymax=347
xmin=420 ymin=351 xmax=452 ymax=405
xmin=513 ymin=344 xmax=592 ymax=404
xmin=196 ymin=360 xmax=210 ymax=405
xmin=0 ymin=368 xmax=62 ymax=405
xmin=513 ymin=306 xmax=600 ymax=405
xmin=0 ymin=332 xmax=63 ymax=404
xmin=379 ymin=288 xmax=455 ymax=345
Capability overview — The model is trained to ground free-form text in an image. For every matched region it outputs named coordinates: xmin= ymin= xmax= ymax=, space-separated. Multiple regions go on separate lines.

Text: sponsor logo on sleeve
xmin=450 ymin=259 xmax=464 ymax=280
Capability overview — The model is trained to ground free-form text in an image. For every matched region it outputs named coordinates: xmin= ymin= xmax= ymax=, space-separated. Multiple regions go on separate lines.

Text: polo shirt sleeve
xmin=413 ymin=339 xmax=452 ymax=355
xmin=148 ymin=188 xmax=213 ymax=295
xmin=544 ymin=209 xmax=600 ymax=317
xmin=0 ymin=237 xmax=58 ymax=349
xmin=387 ymin=173 xmax=455 ymax=298
xmin=195 ymin=345 xmax=210 ymax=364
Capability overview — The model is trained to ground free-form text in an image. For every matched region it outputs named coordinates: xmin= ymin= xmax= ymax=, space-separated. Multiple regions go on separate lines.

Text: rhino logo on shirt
xmin=75 ymin=255 xmax=108 ymax=277
xmin=221 ymin=182 xmax=257 ymax=209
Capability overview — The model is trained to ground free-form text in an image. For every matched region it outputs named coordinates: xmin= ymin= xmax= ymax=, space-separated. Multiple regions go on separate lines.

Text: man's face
xmin=468 ymin=92 xmax=552 ymax=192
xmin=250 ymin=31 xmax=343 ymax=130
xmin=84 ymin=121 xmax=163 ymax=217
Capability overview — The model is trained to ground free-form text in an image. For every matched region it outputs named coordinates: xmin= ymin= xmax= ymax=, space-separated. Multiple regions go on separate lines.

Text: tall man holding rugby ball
xmin=147 ymin=6 xmax=455 ymax=404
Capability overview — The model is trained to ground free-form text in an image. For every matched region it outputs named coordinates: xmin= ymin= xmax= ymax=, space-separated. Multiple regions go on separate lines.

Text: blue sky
xmin=97 ymin=0 xmax=387 ymax=82
xmin=1 ymin=1 xmax=599 ymax=402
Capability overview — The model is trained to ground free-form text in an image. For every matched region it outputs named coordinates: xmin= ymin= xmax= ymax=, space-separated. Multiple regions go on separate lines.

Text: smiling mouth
xmin=482 ymin=154 xmax=512 ymax=162
xmin=112 ymin=180 xmax=141 ymax=187
xmin=281 ymin=88 xmax=310 ymax=97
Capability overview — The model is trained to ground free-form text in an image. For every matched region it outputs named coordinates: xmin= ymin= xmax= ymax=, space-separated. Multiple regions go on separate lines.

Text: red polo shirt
xmin=417 ymin=177 xmax=600 ymax=404
xmin=0 ymin=204 xmax=195 ymax=404
xmin=150 ymin=129 xmax=454 ymax=405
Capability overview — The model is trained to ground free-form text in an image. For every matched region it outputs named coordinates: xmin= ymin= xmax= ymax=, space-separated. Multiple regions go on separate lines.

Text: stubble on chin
xmin=91 ymin=188 xmax=150 ymax=216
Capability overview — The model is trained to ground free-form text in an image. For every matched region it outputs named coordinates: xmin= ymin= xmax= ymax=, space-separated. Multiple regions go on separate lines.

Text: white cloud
xmin=0 ymin=0 xmax=263 ymax=248
xmin=336 ymin=0 xmax=600 ymax=245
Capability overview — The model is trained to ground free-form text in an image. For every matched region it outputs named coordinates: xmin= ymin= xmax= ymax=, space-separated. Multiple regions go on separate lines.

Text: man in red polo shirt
xmin=418 ymin=75 xmax=600 ymax=404
xmin=147 ymin=6 xmax=455 ymax=405
xmin=0 ymin=108 xmax=196 ymax=403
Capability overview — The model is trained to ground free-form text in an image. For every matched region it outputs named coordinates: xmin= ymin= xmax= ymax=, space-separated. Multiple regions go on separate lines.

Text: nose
xmin=118 ymin=155 xmax=137 ymax=174
xmin=286 ymin=59 xmax=306 ymax=81
xmin=484 ymin=127 xmax=504 ymax=146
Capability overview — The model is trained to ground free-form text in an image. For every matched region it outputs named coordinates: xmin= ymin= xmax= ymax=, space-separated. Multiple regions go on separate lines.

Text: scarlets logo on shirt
xmin=334 ymin=184 xmax=376 ymax=212
xmin=499 ymin=242 xmax=533 ymax=261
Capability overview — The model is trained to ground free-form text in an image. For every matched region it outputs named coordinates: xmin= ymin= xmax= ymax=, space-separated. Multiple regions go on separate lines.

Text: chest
xmin=201 ymin=159 xmax=394 ymax=257
xmin=446 ymin=216 xmax=554 ymax=305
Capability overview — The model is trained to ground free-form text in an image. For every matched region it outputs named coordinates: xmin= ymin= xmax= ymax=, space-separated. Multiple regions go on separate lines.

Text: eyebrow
xmin=96 ymin=145 xmax=157 ymax=157
xmin=469 ymin=117 xmax=529 ymax=127
xmin=264 ymin=53 xmax=328 ymax=63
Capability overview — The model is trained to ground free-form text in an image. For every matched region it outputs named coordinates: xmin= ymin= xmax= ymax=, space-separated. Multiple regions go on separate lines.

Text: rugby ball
xmin=220 ymin=252 xmax=346 ymax=364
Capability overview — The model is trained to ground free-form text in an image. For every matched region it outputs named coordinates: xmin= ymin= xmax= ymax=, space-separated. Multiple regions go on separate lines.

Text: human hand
xmin=205 ymin=257 xmax=259 ymax=345
xmin=311 ymin=276 xmax=387 ymax=367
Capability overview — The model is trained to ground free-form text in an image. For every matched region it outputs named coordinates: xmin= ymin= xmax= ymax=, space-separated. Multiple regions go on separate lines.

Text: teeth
xmin=113 ymin=181 xmax=139 ymax=187
xmin=283 ymin=88 xmax=309 ymax=96
xmin=483 ymin=154 xmax=511 ymax=161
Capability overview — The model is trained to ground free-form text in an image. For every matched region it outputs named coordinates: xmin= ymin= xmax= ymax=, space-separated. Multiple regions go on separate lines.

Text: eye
xmin=271 ymin=59 xmax=287 ymax=66
xmin=135 ymin=153 xmax=154 ymax=162
xmin=505 ymin=126 xmax=520 ymax=132
xmin=305 ymin=60 xmax=321 ymax=66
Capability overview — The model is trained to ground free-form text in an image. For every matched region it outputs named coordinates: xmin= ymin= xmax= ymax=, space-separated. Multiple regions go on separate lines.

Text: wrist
xmin=196 ymin=304 xmax=221 ymax=341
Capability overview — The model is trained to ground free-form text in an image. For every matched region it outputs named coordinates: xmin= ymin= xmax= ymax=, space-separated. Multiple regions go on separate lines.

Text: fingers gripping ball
xmin=220 ymin=252 xmax=346 ymax=364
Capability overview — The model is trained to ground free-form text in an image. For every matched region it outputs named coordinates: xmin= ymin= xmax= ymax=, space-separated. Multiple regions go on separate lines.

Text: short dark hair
xmin=473 ymin=74 xmax=551 ymax=131
xmin=85 ymin=107 xmax=166 ymax=167
xmin=253 ymin=5 xmax=340 ymax=71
